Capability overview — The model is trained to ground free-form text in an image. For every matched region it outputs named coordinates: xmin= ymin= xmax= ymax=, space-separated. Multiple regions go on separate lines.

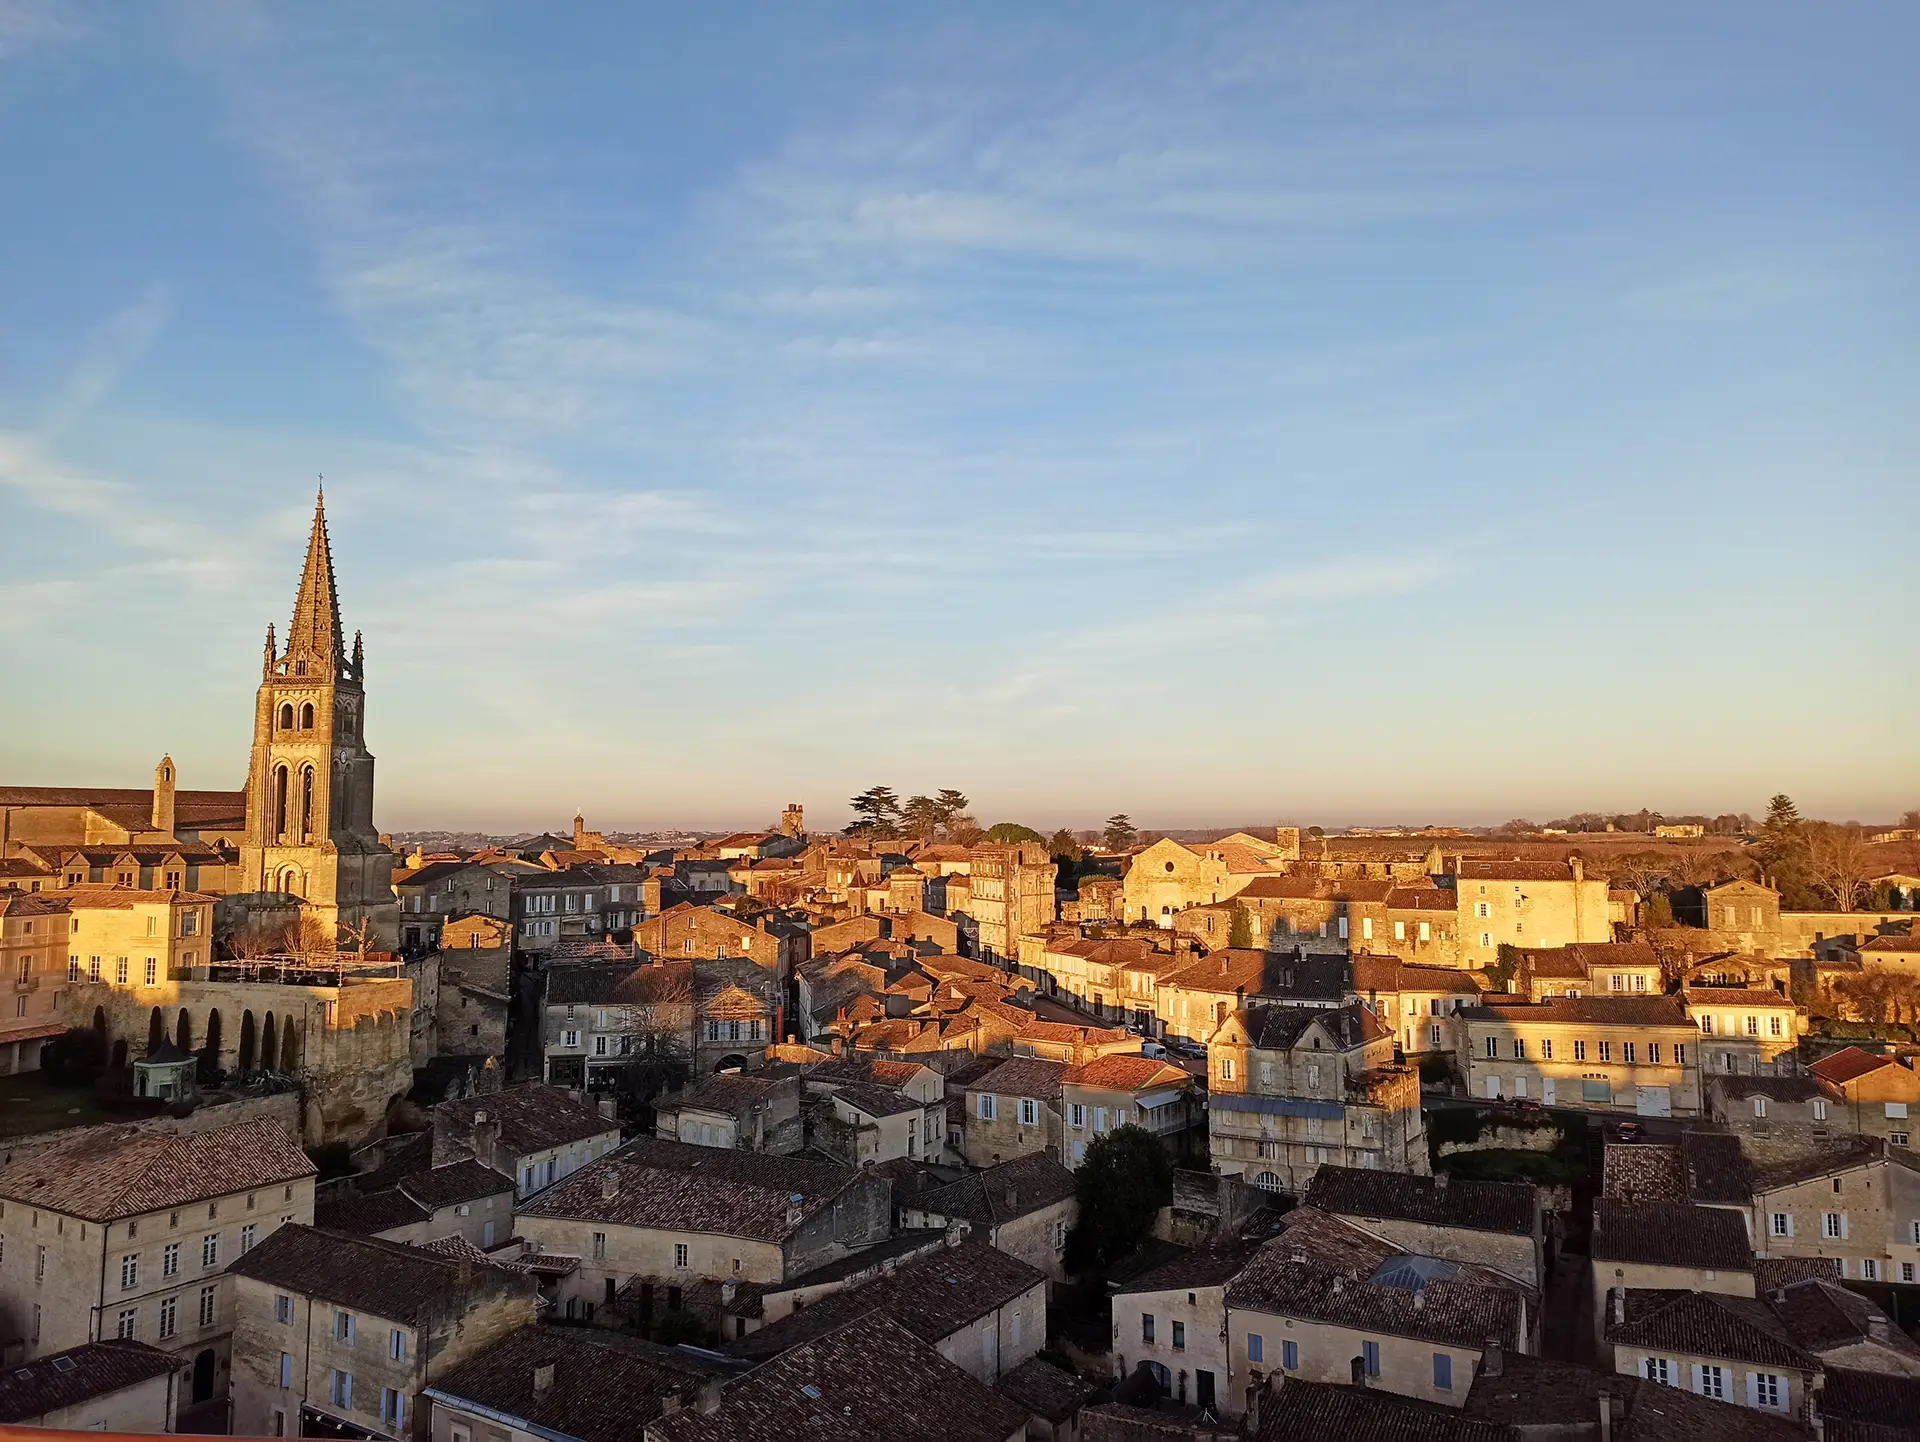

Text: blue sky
xmin=1 ymin=2 xmax=1914 ymax=833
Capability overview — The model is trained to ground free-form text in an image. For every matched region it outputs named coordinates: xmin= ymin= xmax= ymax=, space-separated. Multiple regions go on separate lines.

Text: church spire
xmin=285 ymin=485 xmax=344 ymax=664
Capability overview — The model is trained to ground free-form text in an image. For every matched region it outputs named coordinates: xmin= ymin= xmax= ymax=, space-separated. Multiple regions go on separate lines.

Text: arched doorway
xmin=261 ymin=1011 xmax=278 ymax=1072
xmin=199 ymin=1008 xmax=222 ymax=1084
xmin=281 ymin=1016 xmax=298 ymax=1073
xmin=191 ymin=1349 xmax=216 ymax=1403
xmin=147 ymin=1008 xmax=165 ymax=1054
xmin=176 ymin=1009 xmax=193 ymax=1053
xmin=237 ymin=1011 xmax=257 ymax=1074
xmin=110 ymin=1039 xmax=128 ymax=1069
xmin=714 ymin=1054 xmax=749 ymax=1073
xmin=91 ymin=1006 xmax=108 ymax=1041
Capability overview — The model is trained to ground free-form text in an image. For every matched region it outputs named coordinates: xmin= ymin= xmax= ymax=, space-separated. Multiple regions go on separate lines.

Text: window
xmin=276 ymin=1294 xmax=293 ymax=1324
xmin=145 ymin=958 xmax=157 ymax=986
xmin=1246 ymin=1332 xmax=1265 ymax=1363
xmin=1647 ymin=1044 xmax=1660 ymax=1064
xmin=202 ymin=1234 xmax=219 ymax=1267
xmin=1598 ymin=1041 xmax=1612 ymax=1062
xmin=1622 ymin=1043 xmax=1636 ymax=1064
xmin=1769 ymin=1016 xmax=1783 ymax=1036
xmin=121 ymin=1254 xmax=138 ymax=1289
xmin=1541 ymin=1039 xmax=1552 ymax=1060
xmin=978 ymin=1094 xmax=997 ymax=1121
xmin=68 ymin=957 xmax=79 ymax=983
xmin=1485 ymin=1036 xmax=1499 ymax=1059
xmin=1746 ymin=1016 xmax=1759 ymax=1036
xmin=1433 ymin=1353 xmax=1452 ymax=1391
xmin=1306 ymin=1065 xmax=1320 ymax=1089
xmin=390 ymin=1328 xmax=407 ymax=1362
xmin=116 ymin=1308 xmax=137 ymax=1339
xmin=1430 ymin=1024 xmax=1442 ymax=1047
xmin=674 ymin=1243 xmax=690 ymax=1269
xmin=1610 ymin=974 xmax=1624 ymax=992
xmin=1904 ymin=1263 xmax=1916 ymax=1284
xmin=592 ymin=1232 xmax=606 ymax=1260
xmin=1754 ymin=1097 xmax=1768 ymax=1119
xmin=1753 ymin=1373 xmax=1782 ymax=1410
xmin=562 ymin=1029 xmax=581 ymax=1049
xmin=1361 ymin=1340 xmax=1380 ymax=1378
xmin=1218 ymin=1058 xmax=1235 ymax=1082
xmin=1897 ymin=1132 xmax=1911 ymax=1148
xmin=1282 ymin=1338 xmax=1299 ymax=1369
xmin=381 ymin=1389 xmax=406 ymax=1427
xmin=159 ymin=1297 xmax=177 ymax=1338
xmin=1824 ymin=1212 xmax=1846 ymax=1239
xmin=337 ymin=1311 xmax=356 ymax=1343
xmin=1475 ymin=902 xmax=1490 ymax=918
xmin=1511 ymin=1039 xmax=1525 ymax=1060
xmin=1394 ymin=921 xmax=1406 ymax=941
xmin=280 ymin=1353 xmax=292 ymax=1389
xmin=1480 ymin=932 xmax=1492 ymax=949
xmin=330 ymin=1370 xmax=353 ymax=1409
xmin=1674 ymin=1044 xmax=1685 ymax=1065
xmin=241 ymin=1224 xmax=257 ymax=1253
xmin=1142 ymin=1313 xmax=1156 ymax=1344
xmin=1700 ymin=1015 xmax=1715 ymax=1035
xmin=1771 ymin=1212 xmax=1792 ymax=1237
xmin=1019 ymin=1098 xmax=1040 ymax=1127
xmin=1172 ymin=1320 xmax=1186 ymax=1350
xmin=1070 ymin=1104 xmax=1086 ymax=1128
xmin=1643 ymin=1357 xmax=1672 ymax=1386
xmin=1573 ymin=1040 xmax=1587 ymax=1061
xmin=1889 ymin=1102 xmax=1910 ymax=1119
xmin=1696 ymin=1364 xmax=1725 ymax=1401
xmin=1813 ymin=1099 xmax=1828 ymax=1121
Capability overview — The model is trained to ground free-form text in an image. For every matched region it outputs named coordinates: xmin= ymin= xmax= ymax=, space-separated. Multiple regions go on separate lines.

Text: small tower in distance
xmin=781 ymin=804 xmax=805 ymax=838
xmin=151 ymin=755 xmax=177 ymax=836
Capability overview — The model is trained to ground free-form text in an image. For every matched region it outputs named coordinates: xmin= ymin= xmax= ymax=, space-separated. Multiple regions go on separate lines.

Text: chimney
xmin=1434 ymin=1172 xmax=1449 ymax=1192
xmin=533 ymin=1363 xmax=556 ymax=1394
xmin=1611 ymin=1287 xmax=1624 ymax=1326
xmin=720 ymin=1278 xmax=739 ymax=1304
xmin=1571 ymin=857 xmax=1584 ymax=882
xmin=598 ymin=1094 xmax=617 ymax=1120
xmin=786 ymin=1192 xmax=805 ymax=1228
xmin=1482 ymin=1338 xmax=1503 ymax=1379
xmin=470 ymin=1109 xmax=500 ymax=1169
xmin=1006 ymin=1186 xmax=1019 ymax=1209
xmin=1412 ymin=1288 xmax=1425 ymax=1311
xmin=1597 ymin=1392 xmax=1612 ymax=1442
xmin=695 ymin=1379 xmax=723 ymax=1415
xmin=1866 ymin=1313 xmax=1890 ymax=1342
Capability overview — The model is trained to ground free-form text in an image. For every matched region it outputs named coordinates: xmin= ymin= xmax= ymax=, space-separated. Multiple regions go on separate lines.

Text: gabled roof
xmin=434 ymin=1084 xmax=619 ymax=1159
xmin=1112 ymin=1244 xmax=1258 ymax=1295
xmin=994 ymin=1357 xmax=1096 ymax=1425
xmin=230 ymin=1223 xmax=528 ymax=1324
xmin=1590 ymin=1201 xmax=1752 ymax=1272
xmin=0 ymin=1341 xmax=178 ymax=1423
xmin=1235 ymin=1001 xmax=1387 ymax=1051
xmin=1752 ymin=1135 xmax=1900 ymax=1192
xmin=1810 ymin=1046 xmax=1902 ymax=1086
xmin=1306 ymin=1165 xmax=1535 ymax=1237
xmin=907 ymin=1153 xmax=1077 ymax=1228
xmin=0 ymin=1117 xmax=314 ymax=1221
xmin=1605 ymin=1290 xmax=1814 ymax=1370
xmin=1062 ymin=1054 xmax=1190 ymax=1093
xmin=1256 ymin=1380 xmax=1510 ymax=1442
xmin=1461 ymin=995 xmax=1690 ymax=1027
xmin=971 ymin=1056 xmax=1067 ymax=1099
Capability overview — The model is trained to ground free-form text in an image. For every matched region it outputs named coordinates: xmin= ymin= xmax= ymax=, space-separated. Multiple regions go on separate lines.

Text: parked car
xmin=1140 ymin=1039 xmax=1167 ymax=1059
xmin=1612 ymin=1120 xmax=1644 ymax=1142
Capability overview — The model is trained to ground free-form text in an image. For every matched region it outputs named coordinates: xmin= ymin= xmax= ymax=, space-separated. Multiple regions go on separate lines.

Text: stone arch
xmin=176 ymin=1009 xmax=193 ymax=1053
xmin=92 ymin=1006 xmax=108 ymax=1041
xmin=261 ymin=1010 xmax=278 ymax=1072
xmin=300 ymin=701 xmax=315 ymax=730
xmin=199 ymin=1007 xmax=223 ymax=1084
xmin=238 ymin=1010 xmax=257 ymax=1074
xmin=147 ymin=1007 xmax=165 ymax=1055
xmin=273 ymin=765 xmax=290 ymax=839
xmin=278 ymin=702 xmax=294 ymax=732
xmin=281 ymin=1016 xmax=299 ymax=1073
xmin=714 ymin=1054 xmax=750 ymax=1073
xmin=110 ymin=1038 xmax=128 ymax=1070
xmin=300 ymin=766 xmax=315 ymax=842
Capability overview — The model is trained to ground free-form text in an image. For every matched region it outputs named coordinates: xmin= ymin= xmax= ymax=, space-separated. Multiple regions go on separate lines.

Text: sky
xmin=0 ymin=2 xmax=1915 ymax=835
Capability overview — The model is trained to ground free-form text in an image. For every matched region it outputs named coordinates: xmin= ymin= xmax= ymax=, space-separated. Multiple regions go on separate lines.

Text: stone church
xmin=1 ymin=490 xmax=400 ymax=953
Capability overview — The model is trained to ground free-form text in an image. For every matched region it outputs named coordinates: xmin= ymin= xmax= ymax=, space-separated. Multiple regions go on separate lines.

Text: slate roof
xmin=1225 ymin=1210 xmax=1526 ymax=1349
xmin=434 ymin=1084 xmax=619 ymax=1158
xmin=1590 ymin=1201 xmax=1753 ymax=1272
xmin=425 ymin=1324 xmax=727 ymax=1442
xmin=651 ymin=1312 xmax=1030 ymax=1442
xmin=0 ymin=1117 xmax=314 ymax=1221
xmin=1254 ymin=1379 xmax=1510 ymax=1442
xmin=1238 ymin=1001 xmax=1387 ymax=1050
xmin=1606 ymin=1289 xmax=1814 ymax=1370
xmin=0 ymin=1340 xmax=177 ymax=1423
xmin=229 ymin=1223 xmax=525 ymax=1323
xmin=524 ymin=1139 xmax=859 ymax=1242
xmin=907 ymin=1153 xmax=1077 ymax=1227
xmin=995 ymin=1356 xmax=1097 ymax=1424
xmin=1305 ymin=1166 xmax=1535 ymax=1237
xmin=722 ymin=1238 xmax=1044 ymax=1362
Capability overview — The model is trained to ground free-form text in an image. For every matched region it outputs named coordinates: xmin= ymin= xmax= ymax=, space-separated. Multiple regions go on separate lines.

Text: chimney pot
xmin=1434 ymin=1172 xmax=1449 ymax=1191
xmin=1482 ymin=1338 xmax=1503 ymax=1379
xmin=533 ymin=1363 xmax=556 ymax=1393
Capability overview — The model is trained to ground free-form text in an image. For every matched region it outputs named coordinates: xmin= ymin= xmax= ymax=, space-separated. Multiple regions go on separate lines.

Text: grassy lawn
xmin=0 ymin=1070 xmax=119 ymax=1140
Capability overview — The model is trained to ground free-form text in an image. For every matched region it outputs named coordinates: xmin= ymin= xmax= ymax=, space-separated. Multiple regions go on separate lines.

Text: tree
xmin=1048 ymin=829 xmax=1080 ymax=861
xmin=1806 ymin=823 xmax=1871 ymax=912
xmin=1489 ymin=944 xmax=1522 ymax=994
xmin=1104 ymin=814 xmax=1138 ymax=852
xmin=902 ymin=795 xmax=944 ymax=840
xmin=1228 ymin=901 xmax=1253 ymax=950
xmin=934 ymin=789 xmax=970 ymax=824
xmin=846 ymin=786 xmax=902 ymax=836
xmin=1642 ymin=892 xmax=1676 ymax=929
xmin=944 ymin=814 xmax=983 ymax=847
xmin=1902 ymin=809 xmax=1920 ymax=831
xmin=338 ymin=915 xmax=377 ymax=956
xmin=983 ymin=822 xmax=1045 ymax=845
xmin=1066 ymin=1125 xmax=1174 ymax=1273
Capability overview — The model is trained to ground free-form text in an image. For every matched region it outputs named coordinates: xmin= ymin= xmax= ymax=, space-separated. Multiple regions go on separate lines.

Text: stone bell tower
xmin=237 ymin=489 xmax=398 ymax=950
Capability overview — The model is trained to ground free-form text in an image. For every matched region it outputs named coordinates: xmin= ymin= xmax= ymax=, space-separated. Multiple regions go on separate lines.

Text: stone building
xmin=1303 ymin=1166 xmax=1542 ymax=1291
xmin=969 ymin=843 xmax=1057 ymax=962
xmin=0 ymin=892 xmax=72 ymax=1072
xmin=1511 ymin=941 xmax=1662 ymax=1001
xmin=1120 ymin=834 xmax=1291 ymax=927
xmin=1806 ymin=1046 xmax=1920 ymax=1145
xmin=1453 ymin=859 xmax=1610 ymax=969
xmin=1060 ymin=1054 xmax=1196 ymax=1166
xmin=227 ymin=1224 xmax=538 ymax=1440
xmin=430 ymin=1086 xmax=623 ymax=1201
xmin=897 ymin=1154 xmax=1079 ymax=1284
xmin=1349 ymin=954 xmax=1488 ymax=1060
xmin=963 ymin=1057 xmax=1067 ymax=1168
xmin=1682 ymin=982 xmax=1801 ymax=1077
xmin=653 ymin=1072 xmax=803 ymax=1154
xmin=1749 ymin=1138 xmax=1920 ymax=1285
xmin=1207 ymin=1002 xmax=1424 ymax=1193
xmin=1588 ymin=1200 xmax=1754 ymax=1339
xmin=511 ymin=865 xmax=655 ymax=956
xmin=0 ymin=1115 xmax=316 ymax=1417
xmin=1108 ymin=1247 xmax=1254 ymax=1415
xmin=313 ymin=1161 xmax=517 ymax=1250
xmin=1459 ymin=995 xmax=1704 ymax=1117
xmin=542 ymin=960 xmax=695 ymax=1088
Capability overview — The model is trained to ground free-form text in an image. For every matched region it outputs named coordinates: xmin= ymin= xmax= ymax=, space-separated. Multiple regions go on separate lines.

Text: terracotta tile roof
xmin=1256 ymin=1380 xmax=1509 ymax=1442
xmin=0 ymin=1117 xmax=314 ymax=1221
xmin=1763 ymin=1278 xmax=1920 ymax=1362
xmin=0 ymin=1340 xmax=178 ymax=1423
xmin=821 ymin=1080 xmax=922 ymax=1119
xmin=1305 ymin=1165 xmax=1535 ymax=1237
xmin=1385 ymin=885 xmax=1457 ymax=911
xmin=1462 ymin=1352 xmax=1808 ymax=1441
xmin=995 ymin=1356 xmax=1096 ymax=1425
xmin=655 ymin=1312 xmax=1030 ymax=1442
xmin=1461 ymin=995 xmax=1691 ymax=1027
xmin=908 ymin=1153 xmax=1077 ymax=1227
xmin=523 ymin=1138 xmax=861 ymax=1243
xmin=1351 ymin=954 xmax=1486 ymax=993
xmin=1113 ymin=1244 xmax=1259 ymax=1295
xmin=1822 ymin=1368 xmax=1920 ymax=1435
xmin=1754 ymin=1256 xmax=1842 ymax=1289
xmin=1225 ymin=1209 xmax=1527 ymax=1350
xmin=398 ymin=1159 xmax=517 ymax=1209
xmin=1681 ymin=986 xmax=1794 ymax=1008
xmin=1752 ymin=1135 xmax=1894 ymax=1192
xmin=55 ymin=884 xmax=219 ymax=906
xmin=972 ymin=1056 xmax=1067 ymax=1099
xmin=1606 ymin=1289 xmax=1813 ymax=1370
xmin=1062 ymin=1055 xmax=1190 ymax=1092
xmin=723 ymin=1238 xmax=1044 ymax=1363
xmin=546 ymin=960 xmax=693 ymax=1006
xmin=1678 ymin=1131 xmax=1752 ymax=1205
xmin=230 ymin=1223 xmax=532 ymax=1323
xmin=434 ymin=1085 xmax=619 ymax=1160
xmin=425 ymin=1324 xmax=726 ymax=1442
xmin=1590 ymin=1200 xmax=1752 ymax=1271
xmin=1713 ymin=1073 xmax=1830 ymax=1102
xmin=314 ymin=1188 xmax=432 ymax=1236
xmin=655 ymin=1072 xmax=792 ymax=1116
xmin=1810 ymin=1045 xmax=1901 ymax=1086
xmin=1458 ymin=860 xmax=1577 ymax=882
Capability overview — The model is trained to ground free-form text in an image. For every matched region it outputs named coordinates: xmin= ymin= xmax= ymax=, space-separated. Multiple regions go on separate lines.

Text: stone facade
xmin=969 ymin=843 xmax=1057 ymax=962
xmin=1461 ymin=996 xmax=1704 ymax=1117
xmin=1454 ymin=859 xmax=1609 ymax=968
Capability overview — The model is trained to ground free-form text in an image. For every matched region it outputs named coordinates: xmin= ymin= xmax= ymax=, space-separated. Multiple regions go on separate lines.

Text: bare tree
xmin=277 ymin=914 xmax=337 ymax=964
xmin=1806 ymin=823 xmax=1872 ymax=912
xmin=337 ymin=915 xmax=377 ymax=956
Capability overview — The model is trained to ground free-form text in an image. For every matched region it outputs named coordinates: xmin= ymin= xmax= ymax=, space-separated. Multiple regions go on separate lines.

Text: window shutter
xmin=1840 ymin=1214 xmax=1849 ymax=1240
xmin=1746 ymin=1374 xmax=1759 ymax=1408
xmin=1692 ymin=1365 xmax=1705 ymax=1395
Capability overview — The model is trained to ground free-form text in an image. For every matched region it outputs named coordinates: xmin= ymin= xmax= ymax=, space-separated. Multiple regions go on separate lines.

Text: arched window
xmin=1254 ymin=1171 xmax=1283 ymax=1192
xmin=278 ymin=703 xmax=294 ymax=731
xmin=300 ymin=702 xmax=315 ymax=730
xmin=262 ymin=1011 xmax=278 ymax=1072
xmin=281 ymin=1016 xmax=298 ymax=1072
xmin=272 ymin=766 xmax=289 ymax=838
xmin=237 ymin=1011 xmax=257 ymax=1073
xmin=175 ymin=1009 xmax=193 ymax=1053
xmin=300 ymin=767 xmax=316 ymax=841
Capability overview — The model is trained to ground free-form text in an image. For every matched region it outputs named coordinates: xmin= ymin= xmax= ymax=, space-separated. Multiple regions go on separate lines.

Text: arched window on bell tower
xmin=300 ymin=702 xmax=315 ymax=730
xmin=272 ymin=765 xmax=289 ymax=839
xmin=279 ymin=703 xmax=294 ymax=731
xmin=300 ymin=766 xmax=316 ymax=842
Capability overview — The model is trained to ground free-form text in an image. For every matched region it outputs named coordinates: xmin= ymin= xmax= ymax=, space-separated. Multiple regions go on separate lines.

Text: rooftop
xmin=434 ymin=1084 xmax=620 ymax=1160
xmin=0 ymin=1341 xmax=177 ymax=1424
xmin=229 ymin=1223 xmax=527 ymax=1324
xmin=0 ymin=1116 xmax=314 ymax=1221
xmin=1590 ymin=1200 xmax=1752 ymax=1272
xmin=906 ymin=1153 xmax=1077 ymax=1227
xmin=994 ymin=1356 xmax=1097 ymax=1425
xmin=1305 ymin=1165 xmax=1535 ymax=1237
